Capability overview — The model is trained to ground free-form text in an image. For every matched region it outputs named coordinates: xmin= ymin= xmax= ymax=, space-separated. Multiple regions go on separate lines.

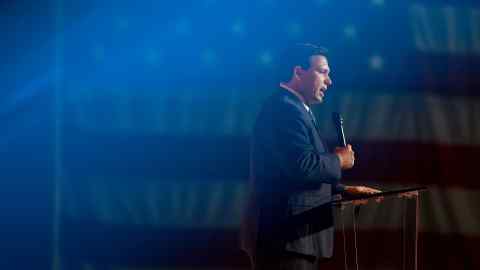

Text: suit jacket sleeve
xmin=274 ymin=104 xmax=342 ymax=185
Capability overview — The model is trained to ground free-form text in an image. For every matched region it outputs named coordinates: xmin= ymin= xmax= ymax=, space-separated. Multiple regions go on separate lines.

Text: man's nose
xmin=325 ymin=77 xmax=332 ymax=86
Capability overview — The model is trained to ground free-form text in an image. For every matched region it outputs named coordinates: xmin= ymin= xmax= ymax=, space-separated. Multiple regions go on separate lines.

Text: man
xmin=240 ymin=45 xmax=381 ymax=270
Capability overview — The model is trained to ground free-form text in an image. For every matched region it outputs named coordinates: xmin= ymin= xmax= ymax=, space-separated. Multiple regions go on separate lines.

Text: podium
xmin=332 ymin=187 xmax=427 ymax=270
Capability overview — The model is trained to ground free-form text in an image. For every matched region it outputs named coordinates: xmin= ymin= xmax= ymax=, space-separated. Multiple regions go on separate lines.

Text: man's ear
xmin=293 ymin=65 xmax=304 ymax=79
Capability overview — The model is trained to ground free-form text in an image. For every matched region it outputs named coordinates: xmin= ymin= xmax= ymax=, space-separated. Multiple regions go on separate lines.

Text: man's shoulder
xmin=265 ymin=89 xmax=305 ymax=114
xmin=253 ymin=90 xmax=313 ymax=140
xmin=254 ymin=90 xmax=309 ymax=135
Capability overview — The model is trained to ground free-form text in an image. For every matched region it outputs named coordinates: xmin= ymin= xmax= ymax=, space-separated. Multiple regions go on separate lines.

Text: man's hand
xmin=335 ymin=144 xmax=355 ymax=170
xmin=344 ymin=186 xmax=382 ymax=195
xmin=344 ymin=186 xmax=384 ymax=204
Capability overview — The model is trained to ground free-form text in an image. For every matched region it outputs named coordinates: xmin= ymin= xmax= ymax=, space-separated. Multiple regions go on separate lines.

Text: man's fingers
xmin=363 ymin=187 xmax=381 ymax=194
xmin=358 ymin=186 xmax=377 ymax=193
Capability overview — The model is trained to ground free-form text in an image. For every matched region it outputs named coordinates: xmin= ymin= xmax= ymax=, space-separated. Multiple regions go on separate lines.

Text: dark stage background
xmin=1 ymin=0 xmax=480 ymax=269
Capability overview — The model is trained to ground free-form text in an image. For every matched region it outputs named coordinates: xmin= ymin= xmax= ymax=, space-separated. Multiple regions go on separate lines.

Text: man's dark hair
xmin=275 ymin=43 xmax=329 ymax=82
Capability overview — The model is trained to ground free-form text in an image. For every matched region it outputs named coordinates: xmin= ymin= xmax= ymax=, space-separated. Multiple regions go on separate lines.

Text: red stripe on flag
xmin=344 ymin=141 xmax=480 ymax=188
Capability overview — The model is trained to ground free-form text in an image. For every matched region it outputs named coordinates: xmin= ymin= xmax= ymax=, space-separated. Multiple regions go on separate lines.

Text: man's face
xmin=299 ymin=55 xmax=332 ymax=104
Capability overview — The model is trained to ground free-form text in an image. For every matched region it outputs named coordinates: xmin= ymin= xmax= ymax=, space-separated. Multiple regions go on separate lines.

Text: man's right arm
xmin=274 ymin=106 xmax=342 ymax=185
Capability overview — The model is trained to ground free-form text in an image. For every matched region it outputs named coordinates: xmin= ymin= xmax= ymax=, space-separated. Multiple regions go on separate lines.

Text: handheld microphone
xmin=332 ymin=112 xmax=347 ymax=147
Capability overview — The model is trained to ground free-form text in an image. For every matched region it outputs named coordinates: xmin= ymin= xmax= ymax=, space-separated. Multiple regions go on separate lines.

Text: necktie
xmin=307 ymin=108 xmax=328 ymax=150
xmin=307 ymin=109 xmax=319 ymax=131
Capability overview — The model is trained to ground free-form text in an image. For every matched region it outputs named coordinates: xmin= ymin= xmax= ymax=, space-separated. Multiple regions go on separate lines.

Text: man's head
xmin=294 ymin=54 xmax=332 ymax=104
xmin=280 ymin=44 xmax=332 ymax=105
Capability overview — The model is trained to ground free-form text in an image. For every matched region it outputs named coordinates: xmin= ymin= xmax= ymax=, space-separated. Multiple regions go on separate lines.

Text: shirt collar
xmin=279 ymin=82 xmax=310 ymax=112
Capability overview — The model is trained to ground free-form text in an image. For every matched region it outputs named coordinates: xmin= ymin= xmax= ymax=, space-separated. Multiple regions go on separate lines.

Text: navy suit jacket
xmin=248 ymin=88 xmax=343 ymax=259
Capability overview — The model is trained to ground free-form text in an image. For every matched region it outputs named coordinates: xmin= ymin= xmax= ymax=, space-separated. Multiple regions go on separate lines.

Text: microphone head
xmin=332 ymin=112 xmax=346 ymax=147
xmin=332 ymin=112 xmax=343 ymax=126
